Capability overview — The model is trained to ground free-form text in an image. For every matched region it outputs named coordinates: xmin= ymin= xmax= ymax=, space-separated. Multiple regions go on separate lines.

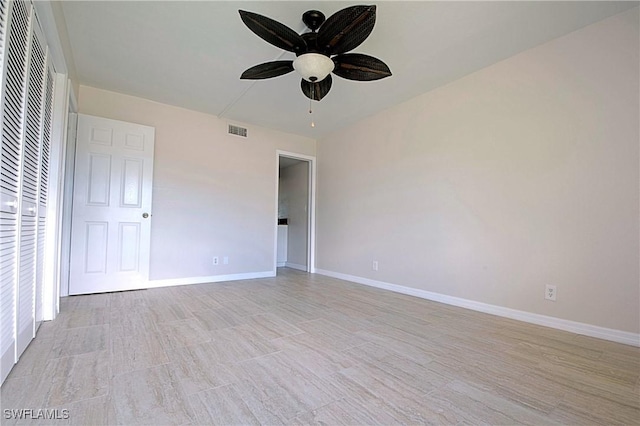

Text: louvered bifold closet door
xmin=16 ymin=6 xmax=47 ymax=357
xmin=0 ymin=0 xmax=31 ymax=382
xmin=35 ymin=61 xmax=53 ymax=326
xmin=0 ymin=0 xmax=7 ymax=71
xmin=0 ymin=0 xmax=10 ymax=386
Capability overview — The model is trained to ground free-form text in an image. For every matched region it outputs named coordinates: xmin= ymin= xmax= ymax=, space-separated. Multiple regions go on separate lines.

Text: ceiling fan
xmin=239 ymin=5 xmax=392 ymax=102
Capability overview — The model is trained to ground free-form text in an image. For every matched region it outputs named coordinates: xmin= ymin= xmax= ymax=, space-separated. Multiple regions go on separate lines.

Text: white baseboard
xmin=277 ymin=262 xmax=286 ymax=267
xmin=315 ymin=268 xmax=640 ymax=347
xmin=147 ymin=270 xmax=275 ymax=289
xmin=285 ymin=262 xmax=308 ymax=272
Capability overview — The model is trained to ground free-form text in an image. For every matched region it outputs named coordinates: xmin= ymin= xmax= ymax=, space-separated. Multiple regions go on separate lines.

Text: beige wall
xmin=316 ymin=8 xmax=639 ymax=333
xmin=79 ymin=86 xmax=315 ymax=280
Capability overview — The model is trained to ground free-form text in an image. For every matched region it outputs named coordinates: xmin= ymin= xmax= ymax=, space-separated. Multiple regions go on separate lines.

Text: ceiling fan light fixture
xmin=293 ymin=53 xmax=334 ymax=82
xmin=239 ymin=6 xmax=391 ymax=101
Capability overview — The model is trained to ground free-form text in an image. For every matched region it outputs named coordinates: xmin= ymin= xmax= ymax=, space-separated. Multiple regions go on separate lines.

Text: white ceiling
xmin=61 ymin=1 xmax=636 ymax=139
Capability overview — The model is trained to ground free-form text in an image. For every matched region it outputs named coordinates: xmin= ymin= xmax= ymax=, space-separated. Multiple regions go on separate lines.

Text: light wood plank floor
xmin=1 ymin=268 xmax=638 ymax=425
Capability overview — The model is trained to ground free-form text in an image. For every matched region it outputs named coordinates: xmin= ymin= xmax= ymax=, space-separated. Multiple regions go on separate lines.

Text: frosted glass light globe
xmin=293 ymin=53 xmax=334 ymax=82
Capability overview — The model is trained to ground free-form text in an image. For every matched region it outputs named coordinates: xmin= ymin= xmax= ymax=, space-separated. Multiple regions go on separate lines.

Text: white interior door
xmin=69 ymin=114 xmax=155 ymax=295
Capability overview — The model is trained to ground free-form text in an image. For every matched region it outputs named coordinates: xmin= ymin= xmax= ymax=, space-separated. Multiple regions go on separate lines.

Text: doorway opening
xmin=275 ymin=151 xmax=316 ymax=274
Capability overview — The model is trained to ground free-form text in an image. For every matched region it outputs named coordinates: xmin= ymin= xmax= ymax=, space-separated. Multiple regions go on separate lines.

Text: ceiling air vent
xmin=228 ymin=124 xmax=248 ymax=138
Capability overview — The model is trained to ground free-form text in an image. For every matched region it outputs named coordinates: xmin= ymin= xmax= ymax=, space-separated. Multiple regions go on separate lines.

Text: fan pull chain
xmin=309 ymin=84 xmax=315 ymax=128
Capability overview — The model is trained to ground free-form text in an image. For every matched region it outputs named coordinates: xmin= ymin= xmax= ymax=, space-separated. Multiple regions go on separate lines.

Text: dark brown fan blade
xmin=332 ymin=53 xmax=391 ymax=81
xmin=301 ymin=75 xmax=332 ymax=101
xmin=317 ymin=5 xmax=376 ymax=55
xmin=239 ymin=10 xmax=306 ymax=53
xmin=240 ymin=61 xmax=294 ymax=79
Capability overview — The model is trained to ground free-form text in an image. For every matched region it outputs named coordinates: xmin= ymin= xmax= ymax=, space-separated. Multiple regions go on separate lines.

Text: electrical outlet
xmin=223 ymin=256 xmax=229 ymax=265
xmin=545 ymin=285 xmax=557 ymax=301
xmin=213 ymin=256 xmax=219 ymax=265
xmin=372 ymin=260 xmax=378 ymax=271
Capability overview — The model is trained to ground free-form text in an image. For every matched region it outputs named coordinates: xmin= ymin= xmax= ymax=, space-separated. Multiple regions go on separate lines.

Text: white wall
xmin=78 ymin=86 xmax=315 ymax=281
xmin=316 ymin=8 xmax=639 ymax=334
xmin=280 ymin=161 xmax=309 ymax=269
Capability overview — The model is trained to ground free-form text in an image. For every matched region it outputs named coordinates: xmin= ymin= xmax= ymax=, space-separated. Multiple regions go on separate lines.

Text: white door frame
xmin=58 ymin=96 xmax=77 ymax=298
xmin=28 ymin=2 xmax=75 ymax=322
xmin=42 ymin=74 xmax=74 ymax=318
xmin=275 ymin=150 xmax=316 ymax=274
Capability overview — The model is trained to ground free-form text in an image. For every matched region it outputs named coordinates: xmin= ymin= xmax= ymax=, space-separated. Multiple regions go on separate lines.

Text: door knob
xmin=142 ymin=213 xmax=149 ymax=218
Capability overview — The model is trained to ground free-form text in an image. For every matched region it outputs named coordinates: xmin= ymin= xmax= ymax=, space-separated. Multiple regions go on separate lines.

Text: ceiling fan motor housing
xmin=302 ymin=10 xmax=326 ymax=32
